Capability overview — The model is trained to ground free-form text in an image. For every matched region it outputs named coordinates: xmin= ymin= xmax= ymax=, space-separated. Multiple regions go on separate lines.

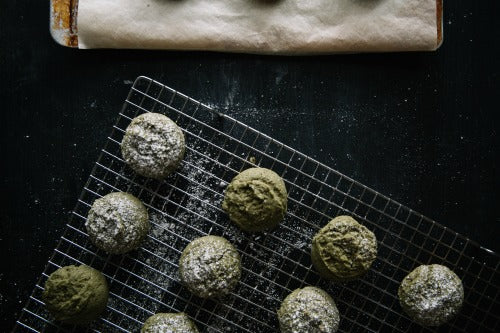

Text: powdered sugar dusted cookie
xmin=86 ymin=192 xmax=149 ymax=254
xmin=121 ymin=112 xmax=185 ymax=179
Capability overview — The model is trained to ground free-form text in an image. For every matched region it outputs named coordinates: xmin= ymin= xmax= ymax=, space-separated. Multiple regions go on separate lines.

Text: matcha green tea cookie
xmin=179 ymin=236 xmax=241 ymax=298
xmin=141 ymin=312 xmax=199 ymax=333
xmin=277 ymin=286 xmax=340 ymax=333
xmin=398 ymin=264 xmax=464 ymax=327
xmin=86 ymin=192 xmax=149 ymax=254
xmin=42 ymin=265 xmax=108 ymax=325
xmin=311 ymin=215 xmax=377 ymax=281
xmin=222 ymin=167 xmax=287 ymax=232
xmin=121 ymin=112 xmax=185 ymax=179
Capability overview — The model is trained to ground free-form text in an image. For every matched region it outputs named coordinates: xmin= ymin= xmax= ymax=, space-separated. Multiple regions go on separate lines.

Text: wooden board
xmin=50 ymin=0 xmax=443 ymax=50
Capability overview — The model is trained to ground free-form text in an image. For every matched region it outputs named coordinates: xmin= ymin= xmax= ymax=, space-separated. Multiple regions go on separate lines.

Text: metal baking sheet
xmin=15 ymin=76 xmax=498 ymax=332
xmin=50 ymin=0 xmax=443 ymax=50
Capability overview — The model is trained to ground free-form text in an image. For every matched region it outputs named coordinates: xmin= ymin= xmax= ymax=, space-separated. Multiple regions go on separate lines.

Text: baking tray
xmin=50 ymin=0 xmax=444 ymax=50
xmin=14 ymin=76 xmax=498 ymax=332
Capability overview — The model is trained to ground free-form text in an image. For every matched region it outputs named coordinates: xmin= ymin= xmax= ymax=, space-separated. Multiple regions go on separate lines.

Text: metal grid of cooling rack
xmin=15 ymin=76 xmax=499 ymax=333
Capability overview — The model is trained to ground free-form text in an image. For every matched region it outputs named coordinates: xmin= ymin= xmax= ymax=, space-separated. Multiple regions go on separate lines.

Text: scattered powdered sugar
xmin=136 ymin=215 xmax=178 ymax=297
xmin=206 ymin=316 xmax=234 ymax=333
xmin=160 ymin=151 xmax=227 ymax=241
xmin=220 ymin=223 xmax=246 ymax=247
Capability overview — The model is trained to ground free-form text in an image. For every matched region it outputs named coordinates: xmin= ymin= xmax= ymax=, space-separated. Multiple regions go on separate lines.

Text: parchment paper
xmin=78 ymin=0 xmax=439 ymax=54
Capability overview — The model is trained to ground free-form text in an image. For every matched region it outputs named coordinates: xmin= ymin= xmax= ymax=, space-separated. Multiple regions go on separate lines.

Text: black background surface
xmin=0 ymin=1 xmax=498 ymax=330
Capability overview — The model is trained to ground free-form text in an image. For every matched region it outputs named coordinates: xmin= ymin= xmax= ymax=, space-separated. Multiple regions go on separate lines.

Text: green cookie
xmin=42 ymin=265 xmax=108 ymax=325
xmin=277 ymin=286 xmax=340 ymax=333
xmin=311 ymin=215 xmax=377 ymax=282
xmin=86 ymin=192 xmax=150 ymax=254
xmin=398 ymin=264 xmax=464 ymax=327
xmin=179 ymin=236 xmax=241 ymax=298
xmin=222 ymin=167 xmax=287 ymax=232
xmin=141 ymin=312 xmax=199 ymax=333
xmin=121 ymin=112 xmax=185 ymax=179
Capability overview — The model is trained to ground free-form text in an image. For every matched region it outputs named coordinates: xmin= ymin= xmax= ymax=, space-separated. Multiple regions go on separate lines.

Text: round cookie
xmin=277 ymin=286 xmax=340 ymax=333
xmin=222 ymin=167 xmax=287 ymax=232
xmin=398 ymin=264 xmax=464 ymax=327
xmin=121 ymin=112 xmax=185 ymax=179
xmin=42 ymin=265 xmax=108 ymax=325
xmin=85 ymin=192 xmax=149 ymax=254
xmin=141 ymin=312 xmax=199 ymax=333
xmin=311 ymin=215 xmax=377 ymax=281
xmin=179 ymin=235 xmax=241 ymax=298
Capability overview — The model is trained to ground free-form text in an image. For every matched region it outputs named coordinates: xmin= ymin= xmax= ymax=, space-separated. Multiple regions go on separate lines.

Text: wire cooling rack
xmin=15 ymin=76 xmax=499 ymax=333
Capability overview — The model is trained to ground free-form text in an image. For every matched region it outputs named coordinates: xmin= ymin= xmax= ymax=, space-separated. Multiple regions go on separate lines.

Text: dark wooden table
xmin=0 ymin=1 xmax=498 ymax=330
